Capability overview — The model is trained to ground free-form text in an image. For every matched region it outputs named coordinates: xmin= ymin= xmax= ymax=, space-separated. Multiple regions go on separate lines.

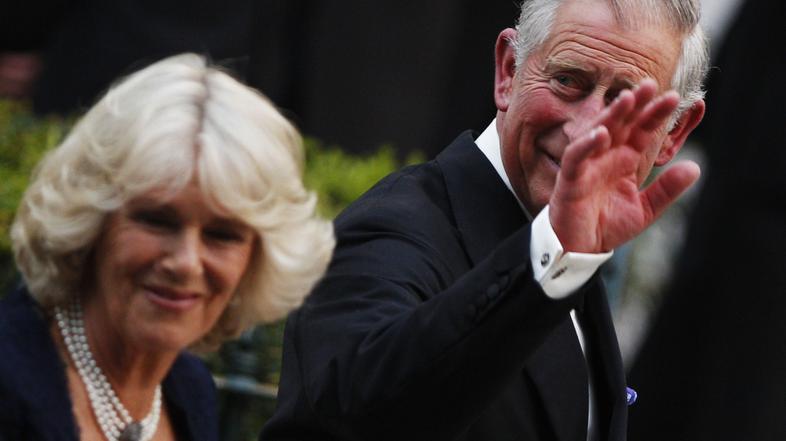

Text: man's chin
xmin=527 ymin=186 xmax=554 ymax=216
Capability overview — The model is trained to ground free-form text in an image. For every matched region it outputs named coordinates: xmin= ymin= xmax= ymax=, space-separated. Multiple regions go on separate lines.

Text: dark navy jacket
xmin=0 ymin=286 xmax=219 ymax=441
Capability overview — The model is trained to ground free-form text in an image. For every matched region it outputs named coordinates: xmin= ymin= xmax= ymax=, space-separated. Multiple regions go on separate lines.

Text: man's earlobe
xmin=494 ymin=28 xmax=519 ymax=112
xmin=655 ymin=99 xmax=706 ymax=165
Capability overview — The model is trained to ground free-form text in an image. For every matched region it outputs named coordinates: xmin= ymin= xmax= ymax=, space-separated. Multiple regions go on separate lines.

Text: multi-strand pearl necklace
xmin=55 ymin=301 xmax=162 ymax=441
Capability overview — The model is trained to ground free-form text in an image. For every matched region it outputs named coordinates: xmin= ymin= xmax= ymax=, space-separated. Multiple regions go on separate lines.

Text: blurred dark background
xmin=628 ymin=0 xmax=786 ymax=440
xmin=0 ymin=0 xmax=519 ymax=157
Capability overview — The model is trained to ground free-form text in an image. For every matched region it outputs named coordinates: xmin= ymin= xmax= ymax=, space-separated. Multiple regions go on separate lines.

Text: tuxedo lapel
xmin=437 ymin=132 xmax=592 ymax=441
xmin=525 ymin=317 xmax=590 ymax=441
xmin=579 ymin=283 xmax=628 ymax=441
xmin=436 ymin=131 xmax=526 ymax=265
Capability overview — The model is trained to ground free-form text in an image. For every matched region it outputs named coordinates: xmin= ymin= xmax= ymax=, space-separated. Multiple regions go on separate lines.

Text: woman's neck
xmin=52 ymin=299 xmax=180 ymax=420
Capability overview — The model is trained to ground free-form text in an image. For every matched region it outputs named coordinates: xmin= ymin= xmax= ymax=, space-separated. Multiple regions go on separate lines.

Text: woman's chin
xmin=130 ymin=327 xmax=200 ymax=354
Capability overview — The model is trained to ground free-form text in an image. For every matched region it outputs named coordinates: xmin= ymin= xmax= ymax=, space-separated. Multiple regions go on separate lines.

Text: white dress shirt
xmin=475 ymin=119 xmax=613 ymax=441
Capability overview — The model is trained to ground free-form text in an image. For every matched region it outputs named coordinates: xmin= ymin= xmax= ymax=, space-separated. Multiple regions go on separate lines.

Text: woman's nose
xmin=161 ymin=230 xmax=204 ymax=280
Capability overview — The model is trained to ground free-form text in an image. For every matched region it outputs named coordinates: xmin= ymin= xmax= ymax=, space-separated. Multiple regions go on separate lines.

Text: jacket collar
xmin=436 ymin=130 xmax=527 ymax=265
xmin=0 ymin=286 xmax=80 ymax=440
xmin=436 ymin=131 xmax=627 ymax=441
xmin=580 ymin=282 xmax=629 ymax=441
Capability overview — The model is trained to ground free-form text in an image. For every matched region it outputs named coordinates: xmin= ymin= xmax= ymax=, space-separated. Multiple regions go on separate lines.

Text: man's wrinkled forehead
xmin=550 ymin=0 xmax=694 ymax=32
xmin=553 ymin=0 xmax=651 ymax=29
xmin=542 ymin=0 xmax=682 ymax=90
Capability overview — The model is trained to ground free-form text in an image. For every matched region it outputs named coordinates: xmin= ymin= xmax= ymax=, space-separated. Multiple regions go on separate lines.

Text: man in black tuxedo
xmin=261 ymin=1 xmax=707 ymax=440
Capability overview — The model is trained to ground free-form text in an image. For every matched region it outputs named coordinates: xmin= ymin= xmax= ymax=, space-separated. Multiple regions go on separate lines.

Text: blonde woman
xmin=0 ymin=53 xmax=334 ymax=441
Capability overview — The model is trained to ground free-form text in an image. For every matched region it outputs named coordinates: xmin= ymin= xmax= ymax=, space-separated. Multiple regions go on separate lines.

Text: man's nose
xmin=161 ymin=230 xmax=204 ymax=279
xmin=562 ymin=94 xmax=606 ymax=142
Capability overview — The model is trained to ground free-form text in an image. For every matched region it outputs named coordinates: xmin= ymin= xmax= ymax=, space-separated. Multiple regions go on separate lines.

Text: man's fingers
xmin=628 ymin=79 xmax=658 ymax=122
xmin=599 ymin=89 xmax=634 ymax=135
xmin=640 ymin=160 xmax=701 ymax=222
xmin=602 ymin=145 xmax=639 ymax=180
xmin=597 ymin=78 xmax=658 ymax=141
xmin=560 ymin=125 xmax=610 ymax=180
xmin=637 ymin=91 xmax=680 ymax=132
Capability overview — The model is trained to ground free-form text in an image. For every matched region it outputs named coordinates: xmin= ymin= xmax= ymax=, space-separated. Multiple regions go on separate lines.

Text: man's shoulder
xmin=335 ymin=131 xmax=479 ymax=234
xmin=341 ymin=159 xmax=448 ymax=220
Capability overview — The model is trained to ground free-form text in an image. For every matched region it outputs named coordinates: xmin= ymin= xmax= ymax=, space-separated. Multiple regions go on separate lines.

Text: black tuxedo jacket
xmin=261 ymin=132 xmax=628 ymax=441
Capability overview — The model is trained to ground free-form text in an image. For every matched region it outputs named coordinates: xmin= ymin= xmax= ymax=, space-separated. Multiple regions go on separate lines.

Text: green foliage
xmin=304 ymin=139 xmax=424 ymax=218
xmin=0 ymin=101 xmax=73 ymax=291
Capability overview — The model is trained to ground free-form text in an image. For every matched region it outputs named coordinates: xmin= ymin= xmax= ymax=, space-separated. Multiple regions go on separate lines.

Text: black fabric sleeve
xmin=287 ymin=203 xmax=582 ymax=441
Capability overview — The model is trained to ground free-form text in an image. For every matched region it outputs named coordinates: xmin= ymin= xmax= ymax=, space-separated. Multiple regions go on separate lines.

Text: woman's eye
xmin=205 ymin=228 xmax=245 ymax=243
xmin=133 ymin=211 xmax=177 ymax=229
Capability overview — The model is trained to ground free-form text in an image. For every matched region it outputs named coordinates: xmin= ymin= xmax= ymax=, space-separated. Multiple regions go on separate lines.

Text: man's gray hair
xmin=512 ymin=0 xmax=708 ymax=118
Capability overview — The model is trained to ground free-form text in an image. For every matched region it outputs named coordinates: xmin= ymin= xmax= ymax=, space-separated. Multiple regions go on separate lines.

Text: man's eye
xmin=604 ymin=88 xmax=627 ymax=105
xmin=554 ymin=74 xmax=578 ymax=88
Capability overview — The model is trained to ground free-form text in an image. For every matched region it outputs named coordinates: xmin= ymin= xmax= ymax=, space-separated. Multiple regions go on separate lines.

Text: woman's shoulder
xmin=163 ymin=352 xmax=219 ymax=441
xmin=0 ymin=286 xmax=78 ymax=440
xmin=164 ymin=352 xmax=216 ymax=406
xmin=0 ymin=286 xmax=55 ymax=368
xmin=0 ymin=284 xmax=37 ymax=321
xmin=169 ymin=352 xmax=214 ymax=383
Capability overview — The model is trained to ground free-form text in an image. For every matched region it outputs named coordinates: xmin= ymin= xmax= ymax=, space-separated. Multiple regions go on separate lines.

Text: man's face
xmin=496 ymin=0 xmax=682 ymax=214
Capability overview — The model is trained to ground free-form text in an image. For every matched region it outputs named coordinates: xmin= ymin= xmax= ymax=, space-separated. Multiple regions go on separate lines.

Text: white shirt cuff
xmin=530 ymin=205 xmax=613 ymax=299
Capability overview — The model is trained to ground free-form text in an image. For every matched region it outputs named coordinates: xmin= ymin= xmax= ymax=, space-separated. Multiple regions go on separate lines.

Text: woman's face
xmin=86 ymin=179 xmax=256 ymax=353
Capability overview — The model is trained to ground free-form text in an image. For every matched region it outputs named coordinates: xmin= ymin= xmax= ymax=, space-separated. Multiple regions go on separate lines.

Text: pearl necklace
xmin=55 ymin=301 xmax=162 ymax=441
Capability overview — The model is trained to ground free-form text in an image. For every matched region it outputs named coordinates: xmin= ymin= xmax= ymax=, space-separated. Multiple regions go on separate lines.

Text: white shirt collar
xmin=475 ymin=118 xmax=530 ymax=218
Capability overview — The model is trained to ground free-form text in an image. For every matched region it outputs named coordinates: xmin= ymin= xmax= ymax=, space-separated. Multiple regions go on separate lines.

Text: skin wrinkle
xmin=497 ymin=1 xmax=689 ymax=216
xmin=560 ymin=7 xmax=691 ymax=105
xmin=544 ymin=30 xmax=679 ymax=93
xmin=543 ymin=55 xmax=636 ymax=105
xmin=514 ymin=0 xmax=706 ymax=119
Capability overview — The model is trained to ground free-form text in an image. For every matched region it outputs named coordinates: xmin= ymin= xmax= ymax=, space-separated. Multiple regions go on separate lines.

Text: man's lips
xmin=144 ymin=286 xmax=201 ymax=311
xmin=544 ymin=150 xmax=562 ymax=169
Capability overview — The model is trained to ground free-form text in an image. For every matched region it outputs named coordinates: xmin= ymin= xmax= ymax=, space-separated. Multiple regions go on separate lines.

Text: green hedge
xmin=0 ymin=101 xmax=71 ymax=291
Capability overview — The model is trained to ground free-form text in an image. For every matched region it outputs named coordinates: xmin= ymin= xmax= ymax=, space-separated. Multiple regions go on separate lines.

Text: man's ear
xmin=655 ymin=99 xmax=706 ymax=166
xmin=494 ymin=28 xmax=519 ymax=112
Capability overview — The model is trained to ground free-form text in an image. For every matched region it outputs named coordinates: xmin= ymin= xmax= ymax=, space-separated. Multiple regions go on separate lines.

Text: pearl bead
xmin=55 ymin=302 xmax=161 ymax=441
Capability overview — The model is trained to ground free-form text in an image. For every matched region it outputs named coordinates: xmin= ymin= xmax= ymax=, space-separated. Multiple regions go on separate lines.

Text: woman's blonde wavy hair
xmin=11 ymin=53 xmax=335 ymax=350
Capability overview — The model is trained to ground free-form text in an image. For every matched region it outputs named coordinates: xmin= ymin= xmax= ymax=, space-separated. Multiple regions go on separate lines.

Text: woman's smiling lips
xmin=143 ymin=285 xmax=202 ymax=311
